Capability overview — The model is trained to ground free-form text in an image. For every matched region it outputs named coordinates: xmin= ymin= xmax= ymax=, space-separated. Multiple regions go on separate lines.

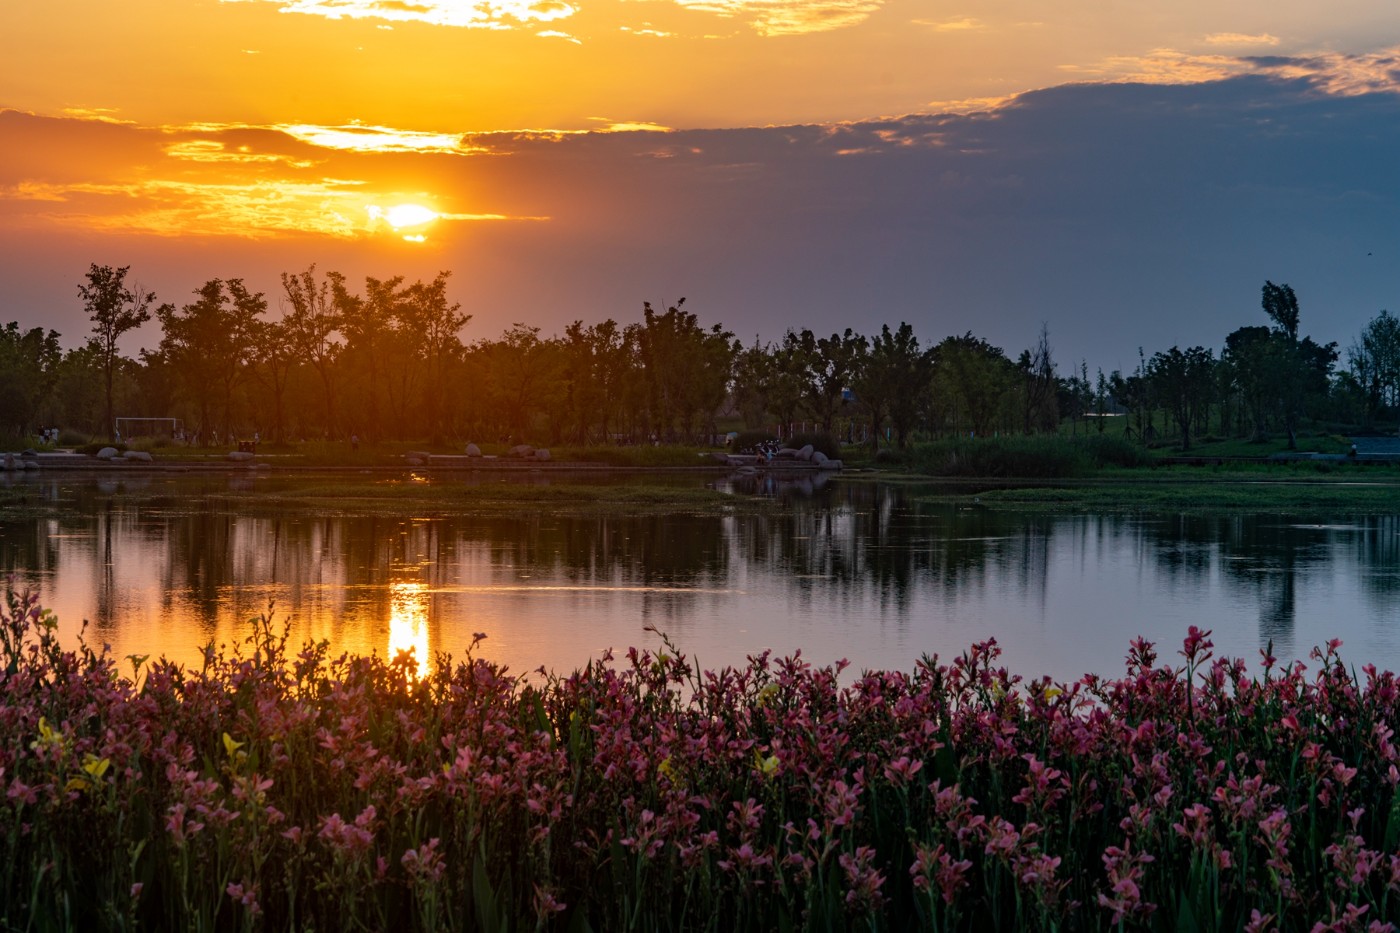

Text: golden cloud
xmin=1057 ymin=48 xmax=1240 ymax=85
xmin=219 ymin=0 xmax=575 ymax=28
xmin=7 ymin=177 xmax=535 ymax=239
xmin=274 ymin=123 xmax=479 ymax=154
xmin=1249 ymin=49 xmax=1400 ymax=97
xmin=165 ymin=139 xmax=316 ymax=167
xmin=912 ymin=16 xmax=984 ymax=31
xmin=1058 ymin=45 xmax=1400 ymax=97
xmin=1203 ymin=32 xmax=1280 ymax=47
xmin=667 ymin=0 xmax=883 ymax=36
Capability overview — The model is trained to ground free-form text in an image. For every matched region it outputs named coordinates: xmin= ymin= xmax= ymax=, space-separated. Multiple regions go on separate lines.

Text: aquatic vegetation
xmin=4 ymin=587 xmax=1400 ymax=931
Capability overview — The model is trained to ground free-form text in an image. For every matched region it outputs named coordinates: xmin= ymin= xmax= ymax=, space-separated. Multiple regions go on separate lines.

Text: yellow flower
xmin=82 ymin=754 xmax=111 ymax=780
xmin=756 ymin=683 xmax=780 ymax=707
xmin=64 ymin=776 xmax=91 ymax=794
xmin=222 ymin=732 xmax=245 ymax=758
xmin=755 ymin=751 xmax=780 ymax=778
xmin=658 ymin=756 xmax=678 ymax=782
xmin=31 ymin=716 xmax=67 ymax=753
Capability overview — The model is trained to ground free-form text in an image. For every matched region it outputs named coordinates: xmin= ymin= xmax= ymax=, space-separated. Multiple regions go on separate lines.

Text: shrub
xmin=729 ymin=430 xmax=778 ymax=454
xmin=75 ymin=441 xmax=126 ymax=456
xmin=785 ymin=431 xmax=841 ymax=459
xmin=898 ymin=435 xmax=1148 ymax=477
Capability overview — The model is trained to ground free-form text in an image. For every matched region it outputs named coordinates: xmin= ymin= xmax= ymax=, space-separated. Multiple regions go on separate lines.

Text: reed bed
xmin=2 ymin=587 xmax=1398 ymax=931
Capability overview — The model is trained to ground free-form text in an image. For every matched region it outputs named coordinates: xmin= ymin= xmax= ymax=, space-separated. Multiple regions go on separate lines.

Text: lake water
xmin=3 ymin=471 xmax=1400 ymax=684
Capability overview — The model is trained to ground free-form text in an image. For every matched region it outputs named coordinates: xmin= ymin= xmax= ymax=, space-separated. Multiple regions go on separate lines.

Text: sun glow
xmin=387 ymin=581 xmax=431 ymax=680
xmin=368 ymin=203 xmax=439 ymax=241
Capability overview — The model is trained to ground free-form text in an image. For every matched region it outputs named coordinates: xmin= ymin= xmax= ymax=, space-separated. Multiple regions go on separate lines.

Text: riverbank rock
xmin=812 ymin=450 xmax=829 ymax=465
xmin=465 ymin=442 xmax=482 ymax=457
xmin=96 ymin=447 xmax=119 ymax=460
xmin=227 ymin=450 xmax=254 ymax=462
xmin=509 ymin=444 xmax=535 ymax=459
xmin=123 ymin=450 xmax=153 ymax=463
xmin=535 ymin=448 xmax=551 ymax=461
xmin=798 ymin=444 xmax=815 ymax=461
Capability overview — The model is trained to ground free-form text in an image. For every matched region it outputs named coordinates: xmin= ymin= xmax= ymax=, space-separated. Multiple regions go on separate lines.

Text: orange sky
xmin=2 ymin=1 xmax=1398 ymax=363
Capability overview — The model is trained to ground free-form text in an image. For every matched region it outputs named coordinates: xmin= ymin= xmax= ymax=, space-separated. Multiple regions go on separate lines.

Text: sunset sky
xmin=2 ymin=0 xmax=1398 ymax=369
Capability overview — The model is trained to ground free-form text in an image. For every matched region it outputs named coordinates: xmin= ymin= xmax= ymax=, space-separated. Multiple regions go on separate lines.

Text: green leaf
xmin=1176 ymin=893 xmax=1201 ymax=933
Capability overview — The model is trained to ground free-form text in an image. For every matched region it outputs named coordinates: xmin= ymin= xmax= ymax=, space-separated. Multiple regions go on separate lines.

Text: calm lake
xmin=3 ymin=470 xmax=1400 ymax=684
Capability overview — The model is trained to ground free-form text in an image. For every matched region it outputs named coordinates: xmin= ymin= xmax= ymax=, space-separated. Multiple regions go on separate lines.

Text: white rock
xmin=812 ymin=450 xmax=829 ymax=464
xmin=227 ymin=450 xmax=254 ymax=462
xmin=535 ymin=448 xmax=551 ymax=461
xmin=465 ymin=442 xmax=482 ymax=457
xmin=123 ymin=450 xmax=153 ymax=462
xmin=798 ymin=444 xmax=815 ymax=461
xmin=96 ymin=447 xmax=119 ymax=460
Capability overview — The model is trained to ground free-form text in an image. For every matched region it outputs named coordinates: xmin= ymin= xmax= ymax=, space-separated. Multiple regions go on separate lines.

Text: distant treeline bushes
xmin=3 ymin=267 xmax=1398 ymax=453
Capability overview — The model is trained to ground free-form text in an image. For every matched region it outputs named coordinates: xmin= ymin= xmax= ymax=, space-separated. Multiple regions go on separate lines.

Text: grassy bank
xmin=942 ymin=476 xmax=1400 ymax=514
xmin=0 ymin=474 xmax=750 ymax=520
xmin=67 ymin=440 xmax=723 ymax=470
xmin=4 ymin=590 xmax=1400 ymax=931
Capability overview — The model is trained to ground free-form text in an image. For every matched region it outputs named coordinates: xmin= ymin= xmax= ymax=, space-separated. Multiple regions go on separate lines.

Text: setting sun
xmin=368 ymin=203 xmax=439 ymax=241
xmin=386 ymin=204 xmax=438 ymax=229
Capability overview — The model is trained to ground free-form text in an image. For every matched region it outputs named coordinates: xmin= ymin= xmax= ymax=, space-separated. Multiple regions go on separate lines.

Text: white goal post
xmin=114 ymin=417 xmax=182 ymax=441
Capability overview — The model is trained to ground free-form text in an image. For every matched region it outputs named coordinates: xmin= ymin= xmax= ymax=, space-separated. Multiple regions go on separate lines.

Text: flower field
xmin=3 ymin=587 xmax=1400 ymax=932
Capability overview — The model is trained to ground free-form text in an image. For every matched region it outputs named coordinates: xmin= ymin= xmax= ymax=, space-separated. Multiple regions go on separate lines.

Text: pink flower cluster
xmin=4 ymin=590 xmax=1400 ymax=931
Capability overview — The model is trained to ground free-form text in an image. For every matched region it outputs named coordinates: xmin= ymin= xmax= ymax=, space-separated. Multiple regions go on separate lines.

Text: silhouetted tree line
xmin=1 ymin=266 xmax=1397 ymax=450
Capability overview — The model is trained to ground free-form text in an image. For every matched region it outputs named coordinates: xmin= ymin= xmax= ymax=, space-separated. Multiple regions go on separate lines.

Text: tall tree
xmin=247 ymin=318 xmax=295 ymax=444
xmin=1348 ymin=309 xmax=1400 ymax=423
xmin=157 ymin=279 xmax=266 ymax=443
xmin=1147 ymin=345 xmax=1216 ymax=451
xmin=1221 ymin=325 xmax=1275 ymax=440
xmin=801 ymin=328 xmax=867 ymax=434
xmin=79 ymin=264 xmax=155 ymax=441
xmin=1262 ymin=281 xmax=1300 ymax=341
xmin=730 ymin=338 xmax=774 ymax=430
xmin=636 ymin=299 xmax=736 ymax=442
xmin=280 ymin=266 xmax=344 ymax=438
xmin=930 ymin=333 xmax=1017 ymax=438
xmin=852 ymin=322 xmax=934 ymax=451
xmin=399 ymin=272 xmax=470 ymax=443
xmin=0 ymin=323 xmax=61 ymax=438
xmin=1017 ymin=324 xmax=1058 ymax=434
xmin=1255 ymin=282 xmax=1335 ymax=449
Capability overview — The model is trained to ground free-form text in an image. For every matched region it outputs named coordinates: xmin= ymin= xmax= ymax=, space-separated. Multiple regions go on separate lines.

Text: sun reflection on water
xmin=387 ymin=581 xmax=431 ymax=679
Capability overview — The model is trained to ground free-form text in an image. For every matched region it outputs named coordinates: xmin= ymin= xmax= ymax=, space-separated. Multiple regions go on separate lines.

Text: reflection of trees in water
xmin=9 ymin=476 xmax=1400 ymax=657
xmin=723 ymin=483 xmax=1056 ymax=615
xmin=1356 ymin=516 xmax=1400 ymax=600
xmin=1134 ymin=513 xmax=1400 ymax=659
xmin=475 ymin=512 xmax=730 ymax=585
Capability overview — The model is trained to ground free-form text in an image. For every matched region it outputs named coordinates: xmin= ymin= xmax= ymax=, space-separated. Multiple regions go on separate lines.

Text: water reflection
xmin=2 ymin=475 xmax=1400 ymax=682
xmin=388 ymin=581 xmax=431 ymax=679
